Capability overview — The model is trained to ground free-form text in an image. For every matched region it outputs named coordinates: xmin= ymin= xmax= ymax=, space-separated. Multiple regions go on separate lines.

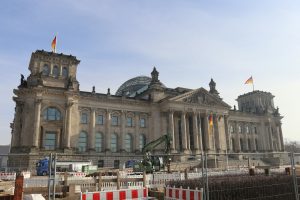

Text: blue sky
xmin=1 ymin=0 xmax=300 ymax=145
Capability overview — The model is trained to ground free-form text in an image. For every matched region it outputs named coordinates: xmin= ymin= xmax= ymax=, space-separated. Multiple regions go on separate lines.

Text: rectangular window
xmin=98 ymin=160 xmax=104 ymax=168
xmin=81 ymin=113 xmax=88 ymax=124
xmin=44 ymin=132 xmax=56 ymax=150
xmin=127 ymin=117 xmax=133 ymax=127
xmin=111 ymin=116 xmax=118 ymax=126
xmin=114 ymin=160 xmax=120 ymax=169
xmin=96 ymin=115 xmax=104 ymax=125
xmin=140 ymin=118 xmax=146 ymax=128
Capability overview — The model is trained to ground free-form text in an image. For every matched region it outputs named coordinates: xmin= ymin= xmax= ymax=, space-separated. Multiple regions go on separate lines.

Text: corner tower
xmin=26 ymin=50 xmax=80 ymax=91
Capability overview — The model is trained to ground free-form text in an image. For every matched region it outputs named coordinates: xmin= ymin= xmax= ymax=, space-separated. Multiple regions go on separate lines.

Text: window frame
xmin=125 ymin=133 xmax=133 ymax=152
xmin=111 ymin=133 xmax=118 ymax=152
xmin=140 ymin=118 xmax=146 ymax=128
xmin=81 ymin=113 xmax=88 ymax=124
xmin=127 ymin=117 xmax=133 ymax=127
xmin=43 ymin=131 xmax=57 ymax=150
xmin=78 ymin=131 xmax=88 ymax=152
xmin=96 ymin=114 xmax=104 ymax=125
xmin=43 ymin=107 xmax=61 ymax=121
xmin=95 ymin=132 xmax=103 ymax=152
xmin=111 ymin=116 xmax=119 ymax=126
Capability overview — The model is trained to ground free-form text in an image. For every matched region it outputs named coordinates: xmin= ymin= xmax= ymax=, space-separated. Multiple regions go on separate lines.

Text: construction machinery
xmin=133 ymin=134 xmax=171 ymax=173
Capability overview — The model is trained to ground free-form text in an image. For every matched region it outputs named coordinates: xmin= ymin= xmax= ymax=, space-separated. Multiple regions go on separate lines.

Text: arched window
xmin=125 ymin=134 xmax=133 ymax=152
xmin=139 ymin=134 xmax=146 ymax=151
xmin=53 ymin=65 xmax=59 ymax=78
xmin=111 ymin=133 xmax=117 ymax=152
xmin=43 ymin=107 xmax=61 ymax=121
xmin=42 ymin=64 xmax=50 ymax=76
xmin=78 ymin=131 xmax=87 ymax=152
xmin=95 ymin=132 xmax=103 ymax=152
xmin=62 ymin=67 xmax=68 ymax=78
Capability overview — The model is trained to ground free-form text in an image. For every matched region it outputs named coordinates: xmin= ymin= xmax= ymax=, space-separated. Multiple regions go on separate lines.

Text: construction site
xmin=0 ymin=151 xmax=299 ymax=200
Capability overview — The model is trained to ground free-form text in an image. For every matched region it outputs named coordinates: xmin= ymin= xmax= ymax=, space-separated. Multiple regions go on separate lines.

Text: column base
xmin=183 ymin=149 xmax=191 ymax=154
xmin=171 ymin=149 xmax=178 ymax=154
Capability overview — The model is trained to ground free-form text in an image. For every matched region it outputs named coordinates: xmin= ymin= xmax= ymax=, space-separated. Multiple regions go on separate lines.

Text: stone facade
xmin=9 ymin=50 xmax=284 ymax=170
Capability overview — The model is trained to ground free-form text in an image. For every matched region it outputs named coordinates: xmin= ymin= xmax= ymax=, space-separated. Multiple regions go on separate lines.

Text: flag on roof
xmin=51 ymin=36 xmax=57 ymax=53
xmin=245 ymin=76 xmax=253 ymax=84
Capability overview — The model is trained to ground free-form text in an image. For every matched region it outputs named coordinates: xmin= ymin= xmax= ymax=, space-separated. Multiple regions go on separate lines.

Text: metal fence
xmin=0 ymin=151 xmax=299 ymax=200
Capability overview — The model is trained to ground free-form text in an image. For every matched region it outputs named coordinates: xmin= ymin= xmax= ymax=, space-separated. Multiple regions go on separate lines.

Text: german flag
xmin=209 ymin=114 xmax=213 ymax=127
xmin=245 ymin=76 xmax=253 ymax=84
xmin=51 ymin=36 xmax=57 ymax=53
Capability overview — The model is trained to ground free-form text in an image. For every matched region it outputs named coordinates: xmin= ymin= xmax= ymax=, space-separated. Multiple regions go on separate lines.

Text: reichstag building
xmin=9 ymin=50 xmax=284 ymax=169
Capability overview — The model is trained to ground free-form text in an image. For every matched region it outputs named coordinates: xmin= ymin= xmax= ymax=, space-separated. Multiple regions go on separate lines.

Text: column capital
xmin=35 ymin=98 xmax=42 ymax=104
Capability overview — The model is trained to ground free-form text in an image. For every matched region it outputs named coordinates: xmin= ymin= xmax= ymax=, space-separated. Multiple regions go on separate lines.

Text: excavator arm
xmin=142 ymin=134 xmax=171 ymax=154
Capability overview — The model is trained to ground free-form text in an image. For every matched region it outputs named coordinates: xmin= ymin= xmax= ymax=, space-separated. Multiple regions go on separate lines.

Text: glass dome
xmin=115 ymin=76 xmax=152 ymax=97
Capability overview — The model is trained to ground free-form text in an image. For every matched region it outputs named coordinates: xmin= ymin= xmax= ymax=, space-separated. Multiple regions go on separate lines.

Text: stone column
xmin=181 ymin=112 xmax=188 ymax=153
xmin=251 ymin=124 xmax=256 ymax=152
xmin=213 ymin=114 xmax=220 ymax=151
xmin=186 ymin=115 xmax=190 ymax=150
xmin=278 ymin=124 xmax=284 ymax=151
xmin=33 ymin=99 xmax=42 ymax=147
xmin=12 ymin=101 xmax=23 ymax=147
xmin=268 ymin=124 xmax=274 ymax=151
xmin=168 ymin=111 xmax=176 ymax=152
xmin=203 ymin=114 xmax=210 ymax=150
xmin=197 ymin=113 xmax=203 ymax=152
xmin=193 ymin=112 xmax=200 ymax=153
xmin=64 ymin=101 xmax=73 ymax=149
xmin=224 ymin=116 xmax=230 ymax=151
xmin=235 ymin=122 xmax=241 ymax=152
xmin=105 ymin=110 xmax=111 ymax=152
xmin=89 ymin=108 xmax=96 ymax=151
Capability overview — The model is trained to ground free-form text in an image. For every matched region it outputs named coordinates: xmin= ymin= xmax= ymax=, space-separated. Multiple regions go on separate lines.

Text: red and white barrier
xmin=165 ymin=186 xmax=203 ymax=200
xmin=0 ymin=172 xmax=16 ymax=180
xmin=70 ymin=172 xmax=87 ymax=177
xmin=81 ymin=187 xmax=148 ymax=200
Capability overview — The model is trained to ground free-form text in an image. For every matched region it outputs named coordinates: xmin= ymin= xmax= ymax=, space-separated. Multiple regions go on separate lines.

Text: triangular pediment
xmin=169 ymin=87 xmax=230 ymax=108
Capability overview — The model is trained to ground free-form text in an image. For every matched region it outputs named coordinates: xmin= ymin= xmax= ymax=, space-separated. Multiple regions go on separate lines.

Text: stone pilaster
xmin=64 ymin=101 xmax=73 ymax=149
xmin=120 ymin=111 xmax=126 ymax=152
xmin=224 ymin=115 xmax=230 ymax=150
xmin=105 ymin=110 xmax=111 ymax=152
xmin=135 ymin=112 xmax=140 ymax=152
xmin=33 ymin=98 xmax=42 ymax=147
xmin=89 ymin=108 xmax=96 ymax=151
xmin=235 ymin=122 xmax=241 ymax=152
xmin=278 ymin=124 xmax=284 ymax=151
